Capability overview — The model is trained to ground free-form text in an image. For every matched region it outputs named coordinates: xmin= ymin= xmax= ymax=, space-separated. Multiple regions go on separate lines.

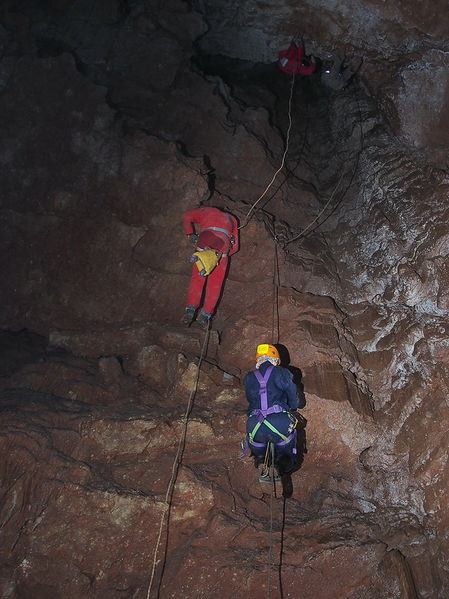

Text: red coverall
xmin=278 ymin=41 xmax=316 ymax=75
xmin=182 ymin=207 xmax=239 ymax=314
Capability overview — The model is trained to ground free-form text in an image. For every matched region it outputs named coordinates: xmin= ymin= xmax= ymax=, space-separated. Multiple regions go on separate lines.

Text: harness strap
xmin=248 ymin=413 xmax=290 ymax=444
xmin=253 ymin=365 xmax=274 ymax=411
xmin=251 ymin=405 xmax=283 ymax=423
xmin=225 ymin=213 xmax=235 ymax=234
xmin=249 ymin=428 xmax=296 ymax=449
xmin=249 ymin=420 xmax=262 ymax=441
xmin=202 ymin=226 xmax=231 ymax=237
xmin=278 ymin=428 xmax=297 ymax=452
xmin=262 ymin=419 xmax=290 ymax=442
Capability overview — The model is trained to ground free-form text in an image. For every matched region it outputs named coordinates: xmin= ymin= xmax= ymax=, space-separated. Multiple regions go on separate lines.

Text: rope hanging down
xmin=284 ymin=83 xmax=365 ymax=246
xmin=271 ymin=238 xmax=280 ymax=345
xmin=145 ymin=326 xmax=211 ymax=599
xmin=266 ymin=442 xmax=276 ymax=599
xmin=239 ymin=73 xmax=296 ymax=230
xmin=283 ymin=169 xmax=346 ymax=245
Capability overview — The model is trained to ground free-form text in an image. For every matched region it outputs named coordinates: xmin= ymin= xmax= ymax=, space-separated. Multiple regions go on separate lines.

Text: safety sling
xmin=241 ymin=365 xmax=297 ymax=456
xmin=202 ymin=226 xmax=231 ymax=237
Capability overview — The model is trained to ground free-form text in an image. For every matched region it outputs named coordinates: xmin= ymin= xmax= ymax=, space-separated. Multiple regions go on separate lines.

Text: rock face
xmin=1 ymin=1 xmax=449 ymax=598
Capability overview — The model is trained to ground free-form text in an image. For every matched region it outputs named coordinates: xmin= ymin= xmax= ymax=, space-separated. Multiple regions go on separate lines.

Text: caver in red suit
xmin=182 ymin=206 xmax=239 ymax=323
xmin=278 ymin=39 xmax=316 ymax=75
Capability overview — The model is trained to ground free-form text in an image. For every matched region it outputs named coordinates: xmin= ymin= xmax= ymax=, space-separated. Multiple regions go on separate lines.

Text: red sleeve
xmin=182 ymin=208 xmax=203 ymax=235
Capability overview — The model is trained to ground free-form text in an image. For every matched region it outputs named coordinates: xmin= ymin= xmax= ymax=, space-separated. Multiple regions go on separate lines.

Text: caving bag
xmin=190 ymin=248 xmax=221 ymax=276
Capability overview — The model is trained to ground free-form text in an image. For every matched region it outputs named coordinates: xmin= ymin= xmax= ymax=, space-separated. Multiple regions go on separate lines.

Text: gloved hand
xmin=188 ymin=233 xmax=199 ymax=246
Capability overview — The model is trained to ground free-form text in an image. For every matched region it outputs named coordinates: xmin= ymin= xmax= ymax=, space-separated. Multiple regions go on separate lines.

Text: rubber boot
xmin=197 ymin=310 xmax=212 ymax=329
xmin=182 ymin=305 xmax=196 ymax=326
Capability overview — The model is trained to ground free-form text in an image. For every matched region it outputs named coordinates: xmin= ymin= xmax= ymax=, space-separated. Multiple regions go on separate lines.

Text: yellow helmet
xmin=256 ymin=344 xmax=280 ymax=363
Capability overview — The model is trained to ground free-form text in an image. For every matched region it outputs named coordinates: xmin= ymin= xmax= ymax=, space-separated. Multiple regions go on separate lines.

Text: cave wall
xmin=1 ymin=1 xmax=449 ymax=598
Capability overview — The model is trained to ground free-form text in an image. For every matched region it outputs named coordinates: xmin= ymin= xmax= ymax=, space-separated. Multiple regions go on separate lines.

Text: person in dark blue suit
xmin=244 ymin=344 xmax=306 ymax=487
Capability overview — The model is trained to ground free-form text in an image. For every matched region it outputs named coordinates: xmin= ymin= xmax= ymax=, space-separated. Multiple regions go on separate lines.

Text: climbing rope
xmin=266 ymin=442 xmax=276 ymax=599
xmin=145 ymin=326 xmax=211 ymax=599
xmin=256 ymin=213 xmax=281 ymax=346
xmin=283 ymin=169 xmax=347 ymax=245
xmin=238 ymin=73 xmax=296 ymax=230
xmin=271 ymin=238 xmax=280 ymax=345
xmin=249 ymin=63 xmax=366 ymax=599
xmin=284 ymin=80 xmax=365 ymax=246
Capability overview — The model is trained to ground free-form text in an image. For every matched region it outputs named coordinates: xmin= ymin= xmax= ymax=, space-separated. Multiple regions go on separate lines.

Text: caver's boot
xmin=182 ymin=305 xmax=196 ymax=326
xmin=196 ymin=310 xmax=212 ymax=329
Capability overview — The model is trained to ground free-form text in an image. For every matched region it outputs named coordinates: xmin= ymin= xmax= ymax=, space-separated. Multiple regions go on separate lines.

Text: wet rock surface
xmin=1 ymin=1 xmax=449 ymax=598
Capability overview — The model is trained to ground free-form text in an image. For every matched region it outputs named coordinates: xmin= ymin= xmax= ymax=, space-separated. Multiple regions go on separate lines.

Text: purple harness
xmin=252 ymin=366 xmax=284 ymax=421
xmin=241 ymin=365 xmax=297 ymax=456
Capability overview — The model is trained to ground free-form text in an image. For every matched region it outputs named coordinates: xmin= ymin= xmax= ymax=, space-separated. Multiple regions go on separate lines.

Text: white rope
xmin=284 ymin=170 xmax=346 ymax=245
xmin=266 ymin=443 xmax=276 ymax=599
xmin=239 ymin=74 xmax=296 ymax=230
xmin=271 ymin=241 xmax=280 ymax=345
xmin=285 ymin=82 xmax=365 ymax=246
